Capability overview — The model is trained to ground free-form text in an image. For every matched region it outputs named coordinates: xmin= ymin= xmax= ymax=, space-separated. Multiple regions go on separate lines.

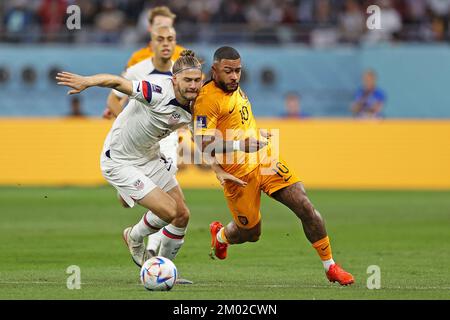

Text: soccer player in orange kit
xmin=193 ymin=46 xmax=354 ymax=286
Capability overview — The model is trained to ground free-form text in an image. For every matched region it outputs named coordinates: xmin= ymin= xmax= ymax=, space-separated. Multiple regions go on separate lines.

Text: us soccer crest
xmin=168 ymin=112 xmax=181 ymax=125
xmin=133 ymin=179 xmax=144 ymax=191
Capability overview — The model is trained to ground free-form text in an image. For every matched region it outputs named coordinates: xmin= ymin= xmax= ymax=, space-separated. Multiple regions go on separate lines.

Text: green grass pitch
xmin=0 ymin=187 xmax=449 ymax=299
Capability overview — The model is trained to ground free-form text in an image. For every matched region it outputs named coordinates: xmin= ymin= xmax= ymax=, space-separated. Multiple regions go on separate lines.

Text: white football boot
xmin=123 ymin=227 xmax=149 ymax=267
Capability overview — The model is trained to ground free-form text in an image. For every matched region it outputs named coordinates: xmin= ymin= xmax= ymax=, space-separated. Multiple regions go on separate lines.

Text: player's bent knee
xmin=160 ymin=198 xmax=178 ymax=222
xmin=175 ymin=205 xmax=190 ymax=226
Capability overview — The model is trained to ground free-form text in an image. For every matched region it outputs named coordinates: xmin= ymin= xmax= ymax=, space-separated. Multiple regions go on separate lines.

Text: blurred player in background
xmin=56 ymin=50 xmax=202 ymax=273
xmin=194 ymin=46 xmax=354 ymax=286
xmin=103 ymin=6 xmax=186 ymax=118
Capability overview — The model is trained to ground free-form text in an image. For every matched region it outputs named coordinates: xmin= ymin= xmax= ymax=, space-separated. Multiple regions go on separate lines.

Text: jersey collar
xmin=149 ymin=69 xmax=173 ymax=76
xmin=166 ymin=98 xmax=192 ymax=114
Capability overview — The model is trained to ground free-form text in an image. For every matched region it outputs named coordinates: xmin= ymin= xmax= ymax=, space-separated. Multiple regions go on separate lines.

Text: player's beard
xmin=217 ymin=79 xmax=239 ymax=93
xmin=180 ymin=87 xmax=198 ymax=102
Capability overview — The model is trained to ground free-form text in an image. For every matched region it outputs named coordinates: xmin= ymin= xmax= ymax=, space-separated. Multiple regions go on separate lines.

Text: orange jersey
xmin=195 ymin=81 xmax=301 ymax=229
xmin=194 ymin=80 xmax=267 ymax=178
xmin=126 ymin=43 xmax=186 ymax=68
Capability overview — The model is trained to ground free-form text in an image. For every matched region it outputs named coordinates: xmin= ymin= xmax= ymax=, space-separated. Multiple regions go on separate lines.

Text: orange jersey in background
xmin=126 ymin=43 xmax=186 ymax=68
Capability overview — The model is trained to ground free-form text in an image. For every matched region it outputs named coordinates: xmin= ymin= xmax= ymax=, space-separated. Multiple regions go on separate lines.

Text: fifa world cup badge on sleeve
xmin=196 ymin=115 xmax=207 ymax=129
xmin=151 ymin=83 xmax=162 ymax=93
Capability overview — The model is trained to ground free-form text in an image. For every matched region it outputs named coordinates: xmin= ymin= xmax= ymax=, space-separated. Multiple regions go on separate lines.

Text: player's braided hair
xmin=173 ymin=50 xmax=202 ymax=75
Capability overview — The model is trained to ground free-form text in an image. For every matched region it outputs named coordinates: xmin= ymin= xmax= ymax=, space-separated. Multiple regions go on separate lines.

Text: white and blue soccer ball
xmin=140 ymin=256 xmax=178 ymax=291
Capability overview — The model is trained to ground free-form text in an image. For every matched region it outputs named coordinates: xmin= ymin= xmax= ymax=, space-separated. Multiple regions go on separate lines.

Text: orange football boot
xmin=326 ymin=263 xmax=354 ymax=286
xmin=209 ymin=221 xmax=228 ymax=260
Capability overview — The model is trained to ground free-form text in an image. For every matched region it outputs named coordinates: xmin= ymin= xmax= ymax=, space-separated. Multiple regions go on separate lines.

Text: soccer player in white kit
xmin=56 ymin=50 xmax=203 ymax=269
xmin=108 ymin=26 xmax=179 ymax=169
xmin=104 ymin=25 xmax=184 ymax=257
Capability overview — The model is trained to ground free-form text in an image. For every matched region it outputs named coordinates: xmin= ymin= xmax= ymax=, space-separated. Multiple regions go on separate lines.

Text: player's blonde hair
xmin=173 ymin=50 xmax=202 ymax=75
xmin=148 ymin=6 xmax=176 ymax=25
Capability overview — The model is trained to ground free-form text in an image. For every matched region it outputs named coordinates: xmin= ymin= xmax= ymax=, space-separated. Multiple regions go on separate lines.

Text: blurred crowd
xmin=1 ymin=0 xmax=449 ymax=45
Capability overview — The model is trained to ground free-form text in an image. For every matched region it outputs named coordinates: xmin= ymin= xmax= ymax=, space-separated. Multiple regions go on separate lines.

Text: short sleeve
xmin=193 ymin=93 xmax=221 ymax=136
xmin=130 ymin=80 xmax=163 ymax=107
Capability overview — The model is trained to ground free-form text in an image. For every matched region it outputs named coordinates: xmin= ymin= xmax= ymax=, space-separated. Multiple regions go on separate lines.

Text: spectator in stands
xmin=38 ymin=0 xmax=67 ymax=42
xmin=339 ymin=0 xmax=365 ymax=44
xmin=2 ymin=0 xmax=450 ymax=44
xmin=423 ymin=0 xmax=450 ymax=41
xmin=351 ymin=69 xmax=386 ymax=119
xmin=3 ymin=0 xmax=36 ymax=42
xmin=280 ymin=92 xmax=309 ymax=119
xmin=94 ymin=0 xmax=125 ymax=43
xmin=310 ymin=0 xmax=339 ymax=47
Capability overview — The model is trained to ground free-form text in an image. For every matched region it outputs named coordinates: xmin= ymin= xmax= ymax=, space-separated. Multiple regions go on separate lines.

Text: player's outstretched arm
xmin=56 ymin=72 xmax=133 ymax=96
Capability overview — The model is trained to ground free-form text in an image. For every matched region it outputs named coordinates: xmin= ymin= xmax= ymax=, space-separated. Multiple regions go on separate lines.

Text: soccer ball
xmin=140 ymin=256 xmax=178 ymax=291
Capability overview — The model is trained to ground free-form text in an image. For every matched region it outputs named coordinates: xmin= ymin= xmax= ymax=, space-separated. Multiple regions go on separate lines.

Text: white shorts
xmin=100 ymin=152 xmax=178 ymax=208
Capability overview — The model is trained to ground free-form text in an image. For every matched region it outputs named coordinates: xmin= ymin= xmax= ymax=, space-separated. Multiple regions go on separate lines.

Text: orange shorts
xmin=222 ymin=158 xmax=300 ymax=229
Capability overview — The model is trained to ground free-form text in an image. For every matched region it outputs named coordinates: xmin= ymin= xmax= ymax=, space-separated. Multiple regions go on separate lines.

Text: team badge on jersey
xmin=168 ymin=112 xmax=181 ymax=125
xmin=196 ymin=115 xmax=207 ymax=129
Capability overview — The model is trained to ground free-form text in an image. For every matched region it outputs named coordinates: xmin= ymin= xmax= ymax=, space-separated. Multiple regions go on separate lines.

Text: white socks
xmin=146 ymin=230 xmax=162 ymax=255
xmin=131 ymin=211 xmax=187 ymax=261
xmin=159 ymin=224 xmax=186 ymax=260
xmin=130 ymin=211 xmax=168 ymax=242
xmin=323 ymin=259 xmax=336 ymax=271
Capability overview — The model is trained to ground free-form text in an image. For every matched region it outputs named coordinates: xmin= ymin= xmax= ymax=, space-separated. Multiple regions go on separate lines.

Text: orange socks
xmin=312 ymin=236 xmax=333 ymax=261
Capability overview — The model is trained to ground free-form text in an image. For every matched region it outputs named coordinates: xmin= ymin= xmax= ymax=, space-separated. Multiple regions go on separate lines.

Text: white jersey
xmin=112 ymin=58 xmax=179 ymax=162
xmin=103 ymin=78 xmax=192 ymax=166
